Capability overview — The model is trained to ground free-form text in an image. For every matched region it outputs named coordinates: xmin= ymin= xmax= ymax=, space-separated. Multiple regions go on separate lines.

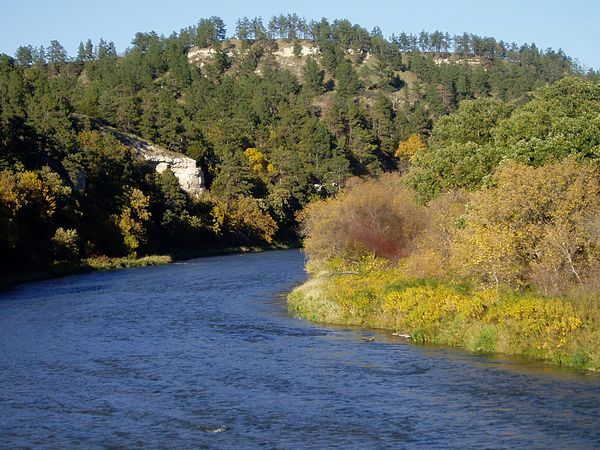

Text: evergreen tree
xmin=15 ymin=45 xmax=33 ymax=66
xmin=302 ymin=57 xmax=324 ymax=94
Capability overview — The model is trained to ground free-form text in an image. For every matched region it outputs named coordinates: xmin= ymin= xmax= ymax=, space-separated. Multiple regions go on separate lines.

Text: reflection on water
xmin=0 ymin=250 xmax=599 ymax=449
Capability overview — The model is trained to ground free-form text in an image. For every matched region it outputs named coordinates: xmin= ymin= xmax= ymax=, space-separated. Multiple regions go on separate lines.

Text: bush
xmin=300 ymin=173 xmax=426 ymax=271
xmin=51 ymin=227 xmax=80 ymax=261
xmin=450 ymin=159 xmax=600 ymax=293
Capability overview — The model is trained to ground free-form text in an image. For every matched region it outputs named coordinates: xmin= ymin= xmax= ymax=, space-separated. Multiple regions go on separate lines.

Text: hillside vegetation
xmin=290 ymin=76 xmax=600 ymax=371
xmin=0 ymin=14 xmax=595 ymax=279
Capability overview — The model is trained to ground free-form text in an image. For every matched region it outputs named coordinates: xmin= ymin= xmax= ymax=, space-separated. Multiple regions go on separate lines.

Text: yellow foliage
xmin=486 ymin=296 xmax=583 ymax=351
xmin=0 ymin=170 xmax=21 ymax=213
xmin=395 ymin=133 xmax=426 ymax=163
xmin=210 ymin=203 xmax=226 ymax=235
xmin=383 ymin=286 xmax=487 ymax=340
xmin=450 ymin=159 xmax=600 ymax=292
xmin=228 ymin=197 xmax=278 ymax=243
xmin=405 ymin=190 xmax=469 ymax=279
xmin=452 ymin=223 xmax=525 ymax=287
xmin=115 ymin=188 xmax=151 ymax=257
xmin=210 ymin=196 xmax=278 ymax=243
xmin=16 ymin=171 xmax=58 ymax=218
xmin=289 ymin=266 xmax=599 ymax=369
xmin=128 ymin=188 xmax=151 ymax=221
xmin=244 ymin=147 xmax=275 ymax=178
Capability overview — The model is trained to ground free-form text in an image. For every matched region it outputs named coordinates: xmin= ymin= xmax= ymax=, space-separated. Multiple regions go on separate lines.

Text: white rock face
xmin=107 ymin=128 xmax=205 ymax=196
xmin=187 ymin=43 xmax=320 ymax=75
xmin=187 ymin=47 xmax=215 ymax=67
xmin=273 ymin=44 xmax=319 ymax=58
xmin=187 ymin=47 xmax=236 ymax=67
xmin=144 ymin=150 xmax=205 ymax=195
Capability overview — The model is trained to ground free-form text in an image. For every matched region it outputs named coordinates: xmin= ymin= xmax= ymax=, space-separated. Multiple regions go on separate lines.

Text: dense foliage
xmin=289 ymin=267 xmax=600 ymax=370
xmin=0 ymin=14 xmax=592 ymax=276
xmin=294 ymin=75 xmax=600 ymax=369
xmin=300 ymin=155 xmax=600 ymax=297
xmin=408 ymin=78 xmax=600 ymax=202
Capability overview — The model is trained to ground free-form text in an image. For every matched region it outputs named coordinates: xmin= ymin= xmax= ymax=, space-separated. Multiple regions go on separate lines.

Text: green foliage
xmin=335 ymin=60 xmax=361 ymax=96
xmin=51 ymin=227 xmax=80 ymax=261
xmin=409 ymin=78 xmax=600 ymax=203
xmin=159 ymin=168 xmax=186 ymax=212
xmin=196 ymin=17 xmax=227 ymax=47
xmin=0 ymin=15 xmax=592 ymax=278
xmin=493 ymin=77 xmax=600 ymax=165
xmin=408 ymin=142 xmax=501 ymax=202
xmin=302 ymin=57 xmax=324 ymax=94
xmin=428 ymin=98 xmax=513 ymax=147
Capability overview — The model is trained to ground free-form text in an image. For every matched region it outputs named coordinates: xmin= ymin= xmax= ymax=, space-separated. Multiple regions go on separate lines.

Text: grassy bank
xmin=288 ymin=267 xmax=600 ymax=371
xmin=0 ymin=254 xmax=173 ymax=289
xmin=0 ymin=241 xmax=297 ymax=290
xmin=83 ymin=254 xmax=173 ymax=270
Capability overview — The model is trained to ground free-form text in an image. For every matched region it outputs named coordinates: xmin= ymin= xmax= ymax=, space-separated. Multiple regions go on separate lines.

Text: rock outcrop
xmin=71 ymin=115 xmax=205 ymax=196
xmin=187 ymin=47 xmax=218 ymax=67
xmin=110 ymin=128 xmax=205 ymax=196
xmin=187 ymin=41 xmax=321 ymax=77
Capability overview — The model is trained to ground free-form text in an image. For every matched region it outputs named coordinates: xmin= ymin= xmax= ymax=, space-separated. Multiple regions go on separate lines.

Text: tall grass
xmin=288 ymin=267 xmax=600 ymax=371
xmin=84 ymin=254 xmax=172 ymax=270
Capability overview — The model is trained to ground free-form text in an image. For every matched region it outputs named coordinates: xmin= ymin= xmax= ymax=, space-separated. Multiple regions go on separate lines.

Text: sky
xmin=1 ymin=0 xmax=599 ymax=69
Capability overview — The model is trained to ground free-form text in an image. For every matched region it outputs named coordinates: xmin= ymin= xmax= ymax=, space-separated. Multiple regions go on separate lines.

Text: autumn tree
xmin=395 ymin=133 xmax=426 ymax=165
xmin=300 ymin=173 xmax=426 ymax=270
xmin=450 ymin=159 xmax=600 ymax=292
xmin=114 ymin=188 xmax=151 ymax=257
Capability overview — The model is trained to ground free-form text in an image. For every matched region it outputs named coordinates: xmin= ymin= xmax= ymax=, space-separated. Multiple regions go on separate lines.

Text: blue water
xmin=0 ymin=250 xmax=599 ymax=448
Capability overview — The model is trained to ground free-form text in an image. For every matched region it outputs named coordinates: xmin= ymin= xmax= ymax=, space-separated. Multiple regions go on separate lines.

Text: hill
xmin=0 ymin=14 xmax=594 ymax=275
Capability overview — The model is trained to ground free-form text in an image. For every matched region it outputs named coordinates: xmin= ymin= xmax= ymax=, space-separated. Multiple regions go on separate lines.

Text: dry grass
xmin=289 ymin=266 xmax=600 ymax=371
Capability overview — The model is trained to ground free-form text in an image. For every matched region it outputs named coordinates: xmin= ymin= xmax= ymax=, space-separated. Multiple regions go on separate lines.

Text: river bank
xmin=0 ymin=242 xmax=296 ymax=289
xmin=288 ymin=267 xmax=600 ymax=372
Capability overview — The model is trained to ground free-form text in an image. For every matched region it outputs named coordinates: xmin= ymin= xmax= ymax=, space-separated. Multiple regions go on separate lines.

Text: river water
xmin=0 ymin=250 xmax=598 ymax=449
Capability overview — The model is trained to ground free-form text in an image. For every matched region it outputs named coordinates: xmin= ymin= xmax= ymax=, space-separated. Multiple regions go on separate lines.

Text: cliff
xmin=109 ymin=128 xmax=205 ymax=196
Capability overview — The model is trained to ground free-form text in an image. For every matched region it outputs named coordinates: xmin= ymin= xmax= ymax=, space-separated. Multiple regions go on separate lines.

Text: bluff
xmin=73 ymin=115 xmax=206 ymax=196
xmin=109 ymin=128 xmax=205 ymax=196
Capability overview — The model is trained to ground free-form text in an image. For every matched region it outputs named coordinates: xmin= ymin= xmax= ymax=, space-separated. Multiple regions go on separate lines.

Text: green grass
xmin=84 ymin=254 xmax=172 ymax=270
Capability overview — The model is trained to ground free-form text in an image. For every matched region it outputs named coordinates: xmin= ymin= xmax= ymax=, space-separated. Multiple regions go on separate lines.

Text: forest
xmin=0 ymin=14 xmax=596 ymax=280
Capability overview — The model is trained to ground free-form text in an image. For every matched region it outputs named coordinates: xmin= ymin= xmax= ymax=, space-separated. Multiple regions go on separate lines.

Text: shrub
xmin=51 ymin=227 xmax=80 ymax=261
xmin=449 ymin=159 xmax=600 ymax=292
xmin=300 ymin=173 xmax=426 ymax=271
xmin=383 ymin=285 xmax=486 ymax=342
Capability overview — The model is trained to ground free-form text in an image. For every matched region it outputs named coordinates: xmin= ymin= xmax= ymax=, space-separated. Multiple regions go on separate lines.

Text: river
xmin=0 ymin=250 xmax=598 ymax=448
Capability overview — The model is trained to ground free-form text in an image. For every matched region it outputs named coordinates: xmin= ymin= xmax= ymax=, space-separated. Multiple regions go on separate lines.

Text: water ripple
xmin=0 ymin=250 xmax=599 ymax=449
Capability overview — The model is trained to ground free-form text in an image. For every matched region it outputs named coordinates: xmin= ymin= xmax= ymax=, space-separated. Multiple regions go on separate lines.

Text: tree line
xmin=0 ymin=14 xmax=595 ymax=276
xmin=301 ymin=77 xmax=600 ymax=296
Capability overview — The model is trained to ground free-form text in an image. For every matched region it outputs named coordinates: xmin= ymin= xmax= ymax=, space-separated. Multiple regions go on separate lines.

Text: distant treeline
xmin=13 ymin=14 xmax=584 ymax=70
xmin=0 ymin=14 xmax=595 ymax=276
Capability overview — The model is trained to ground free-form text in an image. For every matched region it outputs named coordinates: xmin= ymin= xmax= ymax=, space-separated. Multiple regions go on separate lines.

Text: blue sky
xmin=2 ymin=0 xmax=599 ymax=69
